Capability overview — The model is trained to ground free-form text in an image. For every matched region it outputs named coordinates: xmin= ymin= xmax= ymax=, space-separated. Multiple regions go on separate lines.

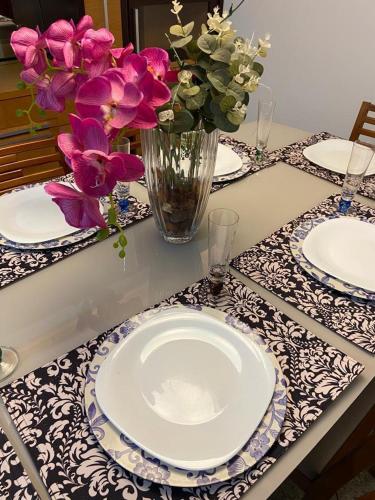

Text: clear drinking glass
xmin=208 ymin=208 xmax=239 ymax=295
xmin=256 ymin=98 xmax=276 ymax=162
xmin=338 ymin=141 xmax=375 ymax=214
xmin=0 ymin=347 xmax=19 ymax=381
xmin=113 ymin=136 xmax=130 ymax=210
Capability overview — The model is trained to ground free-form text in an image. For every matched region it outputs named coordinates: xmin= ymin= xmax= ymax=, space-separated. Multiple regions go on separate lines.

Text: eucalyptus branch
xmin=165 ymin=33 xmax=184 ymax=68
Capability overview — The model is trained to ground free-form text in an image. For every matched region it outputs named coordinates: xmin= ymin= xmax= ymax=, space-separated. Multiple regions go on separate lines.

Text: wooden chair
xmin=0 ymin=126 xmax=142 ymax=195
xmin=0 ymin=131 xmax=69 ymax=195
xmin=350 ymin=101 xmax=375 ymax=146
xmin=291 ymin=404 xmax=375 ymax=499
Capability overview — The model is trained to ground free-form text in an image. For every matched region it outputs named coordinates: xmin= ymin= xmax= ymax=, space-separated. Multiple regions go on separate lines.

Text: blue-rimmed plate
xmin=84 ymin=305 xmax=287 ymax=487
xmin=290 ymin=217 xmax=375 ymax=301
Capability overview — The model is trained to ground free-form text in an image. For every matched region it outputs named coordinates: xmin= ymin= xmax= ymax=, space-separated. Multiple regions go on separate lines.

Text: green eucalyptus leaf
xmin=252 ymin=61 xmax=264 ymax=77
xmin=185 ymin=39 xmax=200 ymax=59
xmin=97 ymin=228 xmax=110 ymax=241
xmin=108 ymin=207 xmax=117 ymax=226
xmin=113 ymin=241 xmax=119 ymax=248
xmin=183 ymin=21 xmax=194 ymax=36
xmin=15 ymin=108 xmax=24 ymax=117
xmin=166 ymin=109 xmax=195 ymax=133
xmin=226 ymin=80 xmax=245 ymax=101
xmin=170 ymin=24 xmax=185 ymax=37
xmin=220 ymin=94 xmax=236 ymax=112
xmin=197 ymin=54 xmax=211 ymax=69
xmin=227 ymin=109 xmax=245 ymax=126
xmin=171 ymin=35 xmax=193 ymax=48
xmin=183 ymin=85 xmax=200 ymax=96
xmin=210 ymin=100 xmax=238 ymax=132
xmin=119 ymin=249 xmax=126 ymax=259
xmin=184 ymin=65 xmax=206 ymax=82
xmin=197 ymin=33 xmax=217 ymax=54
xmin=38 ymin=108 xmax=47 ymax=117
xmin=186 ymin=90 xmax=206 ymax=110
xmin=210 ymin=48 xmax=231 ymax=64
xmin=202 ymin=119 xmax=217 ymax=133
xmin=16 ymin=81 xmax=26 ymax=90
xmin=207 ymin=69 xmax=231 ymax=93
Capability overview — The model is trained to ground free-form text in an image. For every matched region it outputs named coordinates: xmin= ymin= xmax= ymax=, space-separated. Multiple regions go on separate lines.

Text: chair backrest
xmin=0 ymin=131 xmax=69 ymax=195
xmin=349 ymin=101 xmax=375 ymax=146
xmin=0 ymin=126 xmax=142 ymax=195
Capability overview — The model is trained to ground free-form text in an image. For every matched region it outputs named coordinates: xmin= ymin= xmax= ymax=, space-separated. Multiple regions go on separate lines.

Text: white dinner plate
xmin=0 ymin=183 xmax=80 ymax=244
xmin=95 ymin=307 xmax=275 ymax=471
xmin=303 ymin=139 xmax=375 ymax=176
xmin=214 ymin=143 xmax=243 ymax=178
xmin=302 ymin=217 xmax=375 ymax=292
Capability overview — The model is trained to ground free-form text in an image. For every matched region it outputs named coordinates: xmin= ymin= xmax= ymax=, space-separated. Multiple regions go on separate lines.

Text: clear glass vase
xmin=141 ymin=128 xmax=219 ymax=244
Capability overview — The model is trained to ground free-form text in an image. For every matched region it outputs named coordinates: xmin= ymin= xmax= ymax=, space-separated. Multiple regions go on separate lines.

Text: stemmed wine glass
xmin=0 ymin=346 xmax=19 ymax=381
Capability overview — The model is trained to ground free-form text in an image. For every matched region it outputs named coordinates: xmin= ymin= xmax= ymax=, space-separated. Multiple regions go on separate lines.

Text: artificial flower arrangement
xmin=10 ymin=1 xmax=270 ymax=255
xmin=159 ymin=0 xmax=270 ymax=133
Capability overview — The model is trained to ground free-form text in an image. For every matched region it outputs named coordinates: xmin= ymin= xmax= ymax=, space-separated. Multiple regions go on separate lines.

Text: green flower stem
xmin=165 ymin=33 xmax=184 ymax=69
xmin=108 ymin=193 xmax=127 ymax=259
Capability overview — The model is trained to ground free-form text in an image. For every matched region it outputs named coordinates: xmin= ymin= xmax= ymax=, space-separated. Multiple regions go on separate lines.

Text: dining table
xmin=0 ymin=121 xmax=374 ymax=500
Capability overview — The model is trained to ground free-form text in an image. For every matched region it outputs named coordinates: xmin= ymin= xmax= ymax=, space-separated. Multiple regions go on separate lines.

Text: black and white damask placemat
xmin=138 ymin=135 xmax=282 ymax=194
xmin=0 ymin=274 xmax=363 ymax=499
xmin=278 ymin=132 xmax=375 ymax=200
xmin=231 ymin=194 xmax=375 ymax=354
xmin=0 ymin=193 xmax=151 ymax=290
xmin=0 ymin=425 xmax=39 ymax=499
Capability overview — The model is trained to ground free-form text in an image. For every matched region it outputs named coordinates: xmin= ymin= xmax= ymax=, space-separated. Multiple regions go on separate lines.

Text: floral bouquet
xmin=11 ymin=15 xmax=172 ymax=256
xmin=10 ymin=1 xmax=270 ymax=254
xmin=159 ymin=0 xmax=271 ymax=133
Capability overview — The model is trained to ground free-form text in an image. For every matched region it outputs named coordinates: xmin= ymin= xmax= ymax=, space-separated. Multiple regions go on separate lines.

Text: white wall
xmin=225 ymin=0 xmax=375 ymax=137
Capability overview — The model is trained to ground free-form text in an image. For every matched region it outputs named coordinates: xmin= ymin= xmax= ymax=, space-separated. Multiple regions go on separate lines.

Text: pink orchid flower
xmin=75 ymin=70 xmax=143 ymax=130
xmin=57 ymin=114 xmax=108 ymax=162
xmin=81 ymin=28 xmax=115 ymax=77
xmin=21 ymin=68 xmax=76 ymax=112
xmin=139 ymin=47 xmax=169 ymax=80
xmin=46 ymin=15 xmax=93 ymax=68
xmin=10 ymin=27 xmax=47 ymax=74
xmin=57 ymin=116 xmax=144 ymax=196
xmin=71 ymin=148 xmax=144 ymax=197
xmin=110 ymin=43 xmax=134 ymax=66
xmin=112 ymin=52 xmax=171 ymax=128
xmin=44 ymin=183 xmax=106 ymax=228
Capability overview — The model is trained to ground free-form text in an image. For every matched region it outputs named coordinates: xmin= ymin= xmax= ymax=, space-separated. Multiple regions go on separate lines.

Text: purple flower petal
xmin=44 ymin=182 xmax=106 ymax=228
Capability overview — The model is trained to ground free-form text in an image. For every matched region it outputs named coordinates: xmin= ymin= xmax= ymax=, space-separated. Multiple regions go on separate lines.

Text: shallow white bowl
xmin=95 ymin=307 xmax=275 ymax=471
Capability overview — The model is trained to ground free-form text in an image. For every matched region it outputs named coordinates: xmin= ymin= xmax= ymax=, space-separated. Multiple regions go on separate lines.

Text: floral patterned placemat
xmin=0 ymin=425 xmax=39 ymax=499
xmin=0 ymin=189 xmax=151 ymax=290
xmin=138 ymin=135 xmax=282 ymax=194
xmin=231 ymin=194 xmax=375 ymax=354
xmin=0 ymin=274 xmax=363 ymax=499
xmin=278 ymin=131 xmax=375 ymax=200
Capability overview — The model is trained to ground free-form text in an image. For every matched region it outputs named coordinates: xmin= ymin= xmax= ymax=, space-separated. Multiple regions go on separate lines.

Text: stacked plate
xmin=0 ymin=183 xmax=99 ymax=250
xmin=213 ymin=144 xmax=250 ymax=183
xmin=85 ymin=305 xmax=287 ymax=487
xmin=303 ymin=138 xmax=375 ymax=175
xmin=290 ymin=216 xmax=375 ymax=300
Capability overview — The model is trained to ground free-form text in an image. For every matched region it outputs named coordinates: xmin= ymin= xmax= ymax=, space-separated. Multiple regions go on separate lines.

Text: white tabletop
xmin=0 ymin=122 xmax=374 ymax=500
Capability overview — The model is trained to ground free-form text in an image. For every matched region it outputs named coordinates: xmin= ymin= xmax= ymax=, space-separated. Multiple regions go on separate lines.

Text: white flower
xmin=178 ymin=69 xmax=193 ymax=84
xmin=234 ymin=74 xmax=244 ymax=85
xmin=159 ymin=109 xmax=174 ymax=122
xmin=258 ymin=33 xmax=271 ymax=56
xmin=243 ymin=74 xmax=260 ymax=92
xmin=233 ymin=101 xmax=247 ymax=116
xmin=239 ymin=64 xmax=251 ymax=75
xmin=232 ymin=37 xmax=258 ymax=60
xmin=171 ymin=0 xmax=183 ymax=15
xmin=207 ymin=7 xmax=233 ymax=33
